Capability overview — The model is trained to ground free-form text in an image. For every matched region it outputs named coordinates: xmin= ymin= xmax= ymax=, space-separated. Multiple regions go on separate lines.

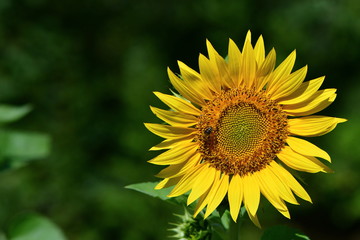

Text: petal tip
xmin=337 ymin=118 xmax=348 ymax=123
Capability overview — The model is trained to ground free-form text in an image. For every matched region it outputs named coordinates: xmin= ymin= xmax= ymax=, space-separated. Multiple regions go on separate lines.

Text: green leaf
xmin=261 ymin=225 xmax=311 ymax=240
xmin=0 ymin=104 xmax=32 ymax=123
xmin=125 ymin=181 xmax=187 ymax=205
xmin=125 ymin=182 xmax=172 ymax=200
xmin=0 ymin=130 xmax=50 ymax=170
xmin=0 ymin=232 xmax=7 ymax=240
xmin=220 ymin=210 xmax=231 ymax=230
xmin=207 ymin=210 xmax=227 ymax=240
xmin=0 ymin=130 xmax=50 ymax=158
xmin=8 ymin=213 xmax=67 ymax=240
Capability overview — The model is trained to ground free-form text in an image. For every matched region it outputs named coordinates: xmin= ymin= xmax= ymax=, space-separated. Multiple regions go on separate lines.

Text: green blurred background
xmin=0 ymin=0 xmax=358 ymax=239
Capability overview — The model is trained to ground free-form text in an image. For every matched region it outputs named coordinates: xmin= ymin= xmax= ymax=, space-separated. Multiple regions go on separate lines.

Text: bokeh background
xmin=0 ymin=0 xmax=359 ymax=239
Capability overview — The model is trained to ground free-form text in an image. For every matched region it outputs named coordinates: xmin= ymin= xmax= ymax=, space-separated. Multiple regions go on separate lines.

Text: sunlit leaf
xmin=0 ymin=232 xmax=6 ymax=240
xmin=0 ymin=130 xmax=50 ymax=170
xmin=126 ymin=182 xmax=171 ymax=200
xmin=0 ymin=130 xmax=50 ymax=158
xmin=0 ymin=104 xmax=32 ymax=123
xmin=8 ymin=213 xmax=67 ymax=240
xmin=125 ymin=182 xmax=186 ymax=205
xmin=220 ymin=210 xmax=231 ymax=230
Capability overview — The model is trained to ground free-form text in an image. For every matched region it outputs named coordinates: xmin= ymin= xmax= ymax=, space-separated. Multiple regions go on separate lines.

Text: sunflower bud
xmin=169 ymin=208 xmax=212 ymax=240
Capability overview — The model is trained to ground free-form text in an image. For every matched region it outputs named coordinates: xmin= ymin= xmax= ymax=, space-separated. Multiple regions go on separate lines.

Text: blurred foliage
xmin=7 ymin=213 xmax=66 ymax=240
xmin=0 ymin=103 xmax=50 ymax=169
xmin=0 ymin=0 xmax=358 ymax=239
xmin=0 ymin=102 xmax=55 ymax=238
xmin=261 ymin=225 xmax=310 ymax=240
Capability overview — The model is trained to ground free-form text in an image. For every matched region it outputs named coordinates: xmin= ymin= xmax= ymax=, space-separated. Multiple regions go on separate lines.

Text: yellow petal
xmin=148 ymin=142 xmax=198 ymax=165
xmin=287 ymin=136 xmax=331 ymax=162
xmin=156 ymin=163 xmax=186 ymax=179
xmin=256 ymin=169 xmax=291 ymax=218
xmin=228 ymin=38 xmax=242 ymax=87
xmin=228 ymin=174 xmax=243 ymax=222
xmin=150 ymin=106 xmax=198 ymax=127
xmin=193 ymin=171 xmax=221 ymax=217
xmin=206 ymin=40 xmax=234 ymax=88
xmin=270 ymin=161 xmax=312 ymax=203
xmin=266 ymin=50 xmax=296 ymax=92
xmin=167 ymin=164 xmax=204 ymax=197
xmin=153 ymin=91 xmax=201 ymax=116
xmin=241 ymin=36 xmax=256 ymax=88
xmin=247 ymin=210 xmax=261 ymax=228
xmin=204 ymin=174 xmax=229 ymax=218
xmin=168 ymin=66 xmax=206 ymax=106
xmin=155 ymin=178 xmax=170 ymax=189
xmin=283 ymin=89 xmax=336 ymax=116
xmin=176 ymin=62 xmax=213 ymax=100
xmin=187 ymin=165 xmax=216 ymax=205
xmin=269 ymin=65 xmax=308 ymax=100
xmin=144 ymin=123 xmax=195 ymax=139
xmin=155 ymin=153 xmax=201 ymax=178
xmin=199 ymin=54 xmax=221 ymax=93
xmin=277 ymin=146 xmax=333 ymax=173
xmin=255 ymin=48 xmax=276 ymax=91
xmin=177 ymin=61 xmax=202 ymax=82
xmin=254 ymin=35 xmax=265 ymax=65
xmin=277 ymin=76 xmax=325 ymax=105
xmin=193 ymin=186 xmax=212 ymax=218
xmin=243 ymin=30 xmax=252 ymax=51
xmin=266 ymin=166 xmax=299 ymax=205
xmin=288 ymin=116 xmax=347 ymax=137
xmin=149 ymin=135 xmax=194 ymax=151
xmin=155 ymin=176 xmax=182 ymax=189
xmin=242 ymin=174 xmax=260 ymax=217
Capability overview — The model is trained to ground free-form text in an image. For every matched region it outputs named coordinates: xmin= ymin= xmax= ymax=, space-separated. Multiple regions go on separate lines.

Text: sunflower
xmin=145 ymin=31 xmax=346 ymax=226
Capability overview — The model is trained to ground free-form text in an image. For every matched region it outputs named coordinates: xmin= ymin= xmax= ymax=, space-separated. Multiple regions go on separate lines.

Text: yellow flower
xmin=145 ymin=31 xmax=346 ymax=226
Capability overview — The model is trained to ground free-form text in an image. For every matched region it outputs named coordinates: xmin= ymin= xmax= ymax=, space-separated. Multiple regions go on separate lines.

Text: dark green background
xmin=0 ymin=0 xmax=358 ymax=239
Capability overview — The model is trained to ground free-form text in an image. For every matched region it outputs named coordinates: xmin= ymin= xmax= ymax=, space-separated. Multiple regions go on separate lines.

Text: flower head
xmin=145 ymin=31 xmax=346 ymax=226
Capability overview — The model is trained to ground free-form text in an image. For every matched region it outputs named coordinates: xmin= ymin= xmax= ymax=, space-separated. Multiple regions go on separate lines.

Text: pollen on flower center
xmin=197 ymin=88 xmax=289 ymax=176
xmin=217 ymin=104 xmax=267 ymax=157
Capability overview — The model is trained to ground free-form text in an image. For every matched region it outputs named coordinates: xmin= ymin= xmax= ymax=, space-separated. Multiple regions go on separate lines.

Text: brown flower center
xmin=197 ymin=88 xmax=288 ymax=176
